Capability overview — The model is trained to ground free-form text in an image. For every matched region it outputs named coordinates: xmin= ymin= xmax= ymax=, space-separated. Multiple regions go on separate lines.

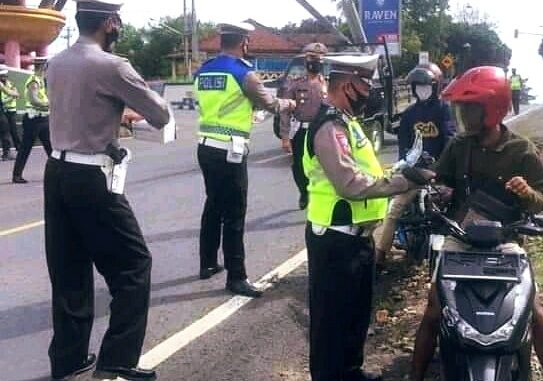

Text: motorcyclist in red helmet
xmin=411 ymin=66 xmax=543 ymax=380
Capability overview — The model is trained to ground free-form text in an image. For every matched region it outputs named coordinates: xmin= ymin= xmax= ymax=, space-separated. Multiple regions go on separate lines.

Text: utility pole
xmin=183 ymin=0 xmax=191 ymax=80
xmin=191 ymin=0 xmax=199 ymax=68
xmin=61 ymin=25 xmax=75 ymax=49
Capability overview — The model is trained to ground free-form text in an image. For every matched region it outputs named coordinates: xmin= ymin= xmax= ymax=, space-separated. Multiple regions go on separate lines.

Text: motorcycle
xmin=430 ymin=199 xmax=543 ymax=381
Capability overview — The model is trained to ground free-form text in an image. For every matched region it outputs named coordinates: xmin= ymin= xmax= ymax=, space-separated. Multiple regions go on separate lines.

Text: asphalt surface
xmin=0 ymin=105 xmax=537 ymax=381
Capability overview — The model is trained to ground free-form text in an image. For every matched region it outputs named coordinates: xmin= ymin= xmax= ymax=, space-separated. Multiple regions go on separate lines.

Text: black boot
xmin=199 ymin=265 xmax=225 ymax=280
xmin=226 ymin=279 xmax=263 ymax=298
xmin=12 ymin=175 xmax=28 ymax=184
xmin=51 ymin=354 xmax=97 ymax=381
xmin=93 ymin=366 xmax=157 ymax=381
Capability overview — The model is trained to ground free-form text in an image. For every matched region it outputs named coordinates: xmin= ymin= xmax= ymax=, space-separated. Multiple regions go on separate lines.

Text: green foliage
xmin=115 ymin=16 xmax=216 ymax=79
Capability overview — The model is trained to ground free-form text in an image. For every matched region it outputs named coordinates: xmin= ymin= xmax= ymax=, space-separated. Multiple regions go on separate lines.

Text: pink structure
xmin=0 ymin=0 xmax=66 ymax=69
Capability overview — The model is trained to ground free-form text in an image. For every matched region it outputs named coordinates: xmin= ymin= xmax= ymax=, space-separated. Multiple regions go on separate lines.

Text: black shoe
xmin=298 ymin=194 xmax=308 ymax=210
xmin=12 ymin=176 xmax=28 ymax=184
xmin=51 ymin=354 xmax=97 ymax=381
xmin=226 ymin=279 xmax=263 ymax=298
xmin=199 ymin=265 xmax=225 ymax=280
xmin=344 ymin=369 xmax=383 ymax=381
xmin=2 ymin=153 xmax=14 ymax=161
xmin=93 ymin=366 xmax=157 ymax=381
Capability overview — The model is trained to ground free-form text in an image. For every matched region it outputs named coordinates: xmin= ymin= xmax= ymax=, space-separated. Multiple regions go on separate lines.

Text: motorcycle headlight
xmin=457 ymin=319 xmax=515 ymax=347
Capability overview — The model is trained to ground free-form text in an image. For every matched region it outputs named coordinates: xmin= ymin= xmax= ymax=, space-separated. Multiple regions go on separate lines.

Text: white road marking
xmin=138 ymin=249 xmax=308 ymax=369
xmin=0 ymin=220 xmax=44 ymax=237
xmin=254 ymin=153 xmax=289 ymax=165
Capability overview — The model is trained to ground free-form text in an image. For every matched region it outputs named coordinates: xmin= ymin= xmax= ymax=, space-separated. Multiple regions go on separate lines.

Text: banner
xmin=359 ymin=0 xmax=402 ymax=56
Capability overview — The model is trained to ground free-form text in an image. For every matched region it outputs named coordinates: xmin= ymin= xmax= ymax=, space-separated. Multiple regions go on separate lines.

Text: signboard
xmin=441 ymin=54 xmax=455 ymax=69
xmin=359 ymin=0 xmax=402 ymax=56
xmin=419 ymin=51 xmax=430 ymax=65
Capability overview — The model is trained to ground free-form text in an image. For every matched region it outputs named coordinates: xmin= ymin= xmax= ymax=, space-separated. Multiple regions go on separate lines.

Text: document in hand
xmin=132 ymin=107 xmax=178 ymax=144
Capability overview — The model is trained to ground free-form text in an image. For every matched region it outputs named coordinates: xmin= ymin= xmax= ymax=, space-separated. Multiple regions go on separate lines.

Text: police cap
xmin=325 ymin=54 xmax=379 ymax=79
xmin=73 ymin=0 xmax=123 ymax=14
xmin=303 ymin=43 xmax=328 ymax=56
xmin=218 ymin=22 xmax=255 ymax=36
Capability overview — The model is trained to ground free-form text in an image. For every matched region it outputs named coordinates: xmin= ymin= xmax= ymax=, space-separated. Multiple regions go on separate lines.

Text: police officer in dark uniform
xmin=304 ymin=54 xmax=432 ymax=381
xmin=280 ymin=42 xmax=328 ymax=210
xmin=195 ymin=22 xmax=295 ymax=297
xmin=45 ymin=1 xmax=170 ymax=380
xmin=12 ymin=57 xmax=52 ymax=183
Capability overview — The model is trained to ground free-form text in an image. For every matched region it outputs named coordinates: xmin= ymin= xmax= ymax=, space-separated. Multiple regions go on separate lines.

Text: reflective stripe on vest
xmin=0 ymin=80 xmax=17 ymax=111
xmin=195 ymin=72 xmax=253 ymax=142
xmin=25 ymin=75 xmax=48 ymax=111
xmin=510 ymin=75 xmax=522 ymax=91
xmin=303 ymin=118 xmax=388 ymax=226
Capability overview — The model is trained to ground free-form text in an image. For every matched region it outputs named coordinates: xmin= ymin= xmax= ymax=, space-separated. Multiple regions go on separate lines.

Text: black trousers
xmin=5 ymin=111 xmax=20 ymax=150
xmin=44 ymin=158 xmax=152 ymax=378
xmin=306 ymin=223 xmax=375 ymax=381
xmin=291 ymin=127 xmax=309 ymax=201
xmin=198 ymin=144 xmax=248 ymax=281
xmin=0 ymin=111 xmax=11 ymax=155
xmin=512 ymin=90 xmax=521 ymax=115
xmin=13 ymin=115 xmax=51 ymax=177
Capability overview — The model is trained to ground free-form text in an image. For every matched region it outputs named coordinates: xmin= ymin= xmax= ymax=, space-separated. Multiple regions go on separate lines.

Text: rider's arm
xmin=314 ymin=121 xmax=409 ymax=200
xmin=518 ymin=150 xmax=543 ymax=213
xmin=433 ymin=138 xmax=456 ymax=188
xmin=440 ymin=102 xmax=456 ymax=139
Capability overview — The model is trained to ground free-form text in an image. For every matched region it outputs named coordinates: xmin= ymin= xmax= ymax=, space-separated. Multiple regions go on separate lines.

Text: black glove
xmin=402 ymin=167 xmax=435 ymax=186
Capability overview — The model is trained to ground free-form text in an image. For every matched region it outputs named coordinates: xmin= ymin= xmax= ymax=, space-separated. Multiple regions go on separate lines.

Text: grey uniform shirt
xmin=243 ymin=71 xmax=291 ymax=113
xmin=313 ymin=120 xmax=410 ymax=200
xmin=46 ymin=37 xmax=170 ymax=153
xmin=279 ymin=75 xmax=327 ymax=139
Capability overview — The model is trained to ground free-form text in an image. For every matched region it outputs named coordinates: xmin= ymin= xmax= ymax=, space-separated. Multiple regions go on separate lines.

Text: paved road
xmin=0 ymin=105 xmax=537 ymax=381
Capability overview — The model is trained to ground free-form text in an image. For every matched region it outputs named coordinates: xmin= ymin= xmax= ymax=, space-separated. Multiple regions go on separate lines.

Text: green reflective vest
xmin=304 ymin=117 xmax=388 ymax=227
xmin=510 ymin=75 xmax=522 ymax=91
xmin=194 ymin=72 xmax=253 ymax=142
xmin=0 ymin=80 xmax=17 ymax=112
xmin=25 ymin=75 xmax=48 ymax=112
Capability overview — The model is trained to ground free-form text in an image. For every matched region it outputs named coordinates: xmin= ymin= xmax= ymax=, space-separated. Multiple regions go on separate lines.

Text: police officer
xmin=304 ymin=54 xmax=431 ymax=381
xmin=12 ymin=57 xmax=52 ymax=183
xmin=195 ymin=22 xmax=295 ymax=297
xmin=510 ymin=68 xmax=523 ymax=115
xmin=0 ymin=64 xmax=21 ymax=154
xmin=280 ymin=42 xmax=328 ymax=210
xmin=44 ymin=1 xmax=170 ymax=380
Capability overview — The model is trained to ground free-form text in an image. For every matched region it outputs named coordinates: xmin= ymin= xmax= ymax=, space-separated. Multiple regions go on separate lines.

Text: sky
xmin=28 ymin=0 xmax=543 ymax=98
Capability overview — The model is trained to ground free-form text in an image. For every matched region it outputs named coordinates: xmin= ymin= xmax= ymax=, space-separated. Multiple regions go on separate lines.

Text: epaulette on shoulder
xmin=238 ymin=58 xmax=254 ymax=68
xmin=307 ymin=104 xmax=346 ymax=157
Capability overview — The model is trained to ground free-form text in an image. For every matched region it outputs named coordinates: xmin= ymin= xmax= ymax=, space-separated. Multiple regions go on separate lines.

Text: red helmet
xmin=442 ymin=66 xmax=511 ymax=128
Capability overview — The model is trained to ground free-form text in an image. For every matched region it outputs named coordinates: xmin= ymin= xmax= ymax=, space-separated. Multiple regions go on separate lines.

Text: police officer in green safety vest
xmin=0 ymin=64 xmax=19 ymax=160
xmin=303 ymin=55 xmax=432 ymax=381
xmin=194 ymin=21 xmax=295 ymax=297
xmin=510 ymin=68 xmax=523 ymax=116
xmin=12 ymin=57 xmax=52 ymax=183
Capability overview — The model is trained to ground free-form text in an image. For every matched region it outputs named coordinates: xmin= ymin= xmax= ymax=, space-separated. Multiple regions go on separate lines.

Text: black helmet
xmin=407 ymin=67 xmax=436 ymax=86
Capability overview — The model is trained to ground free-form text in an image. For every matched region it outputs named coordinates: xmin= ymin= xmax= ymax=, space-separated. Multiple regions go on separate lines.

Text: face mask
xmin=105 ymin=28 xmax=120 ymax=52
xmin=306 ymin=61 xmax=323 ymax=74
xmin=415 ymin=85 xmax=433 ymax=102
xmin=346 ymin=83 xmax=368 ymax=116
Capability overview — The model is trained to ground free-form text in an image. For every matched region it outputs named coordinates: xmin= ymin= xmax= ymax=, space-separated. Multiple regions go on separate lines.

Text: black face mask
xmin=346 ymin=84 xmax=368 ymax=116
xmin=105 ymin=28 xmax=120 ymax=53
xmin=306 ymin=61 xmax=323 ymax=74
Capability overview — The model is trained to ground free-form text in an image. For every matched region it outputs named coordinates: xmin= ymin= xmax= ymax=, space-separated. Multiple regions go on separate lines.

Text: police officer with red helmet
xmin=410 ymin=66 xmax=543 ymax=380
